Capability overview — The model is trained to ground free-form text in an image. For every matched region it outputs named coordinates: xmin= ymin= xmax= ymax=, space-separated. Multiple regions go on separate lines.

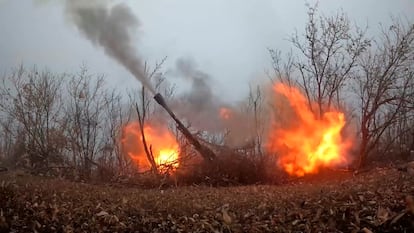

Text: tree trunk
xmin=358 ymin=126 xmax=369 ymax=169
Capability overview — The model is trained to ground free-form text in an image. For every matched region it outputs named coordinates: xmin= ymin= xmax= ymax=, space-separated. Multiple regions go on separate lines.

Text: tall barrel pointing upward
xmin=153 ymin=93 xmax=216 ymax=161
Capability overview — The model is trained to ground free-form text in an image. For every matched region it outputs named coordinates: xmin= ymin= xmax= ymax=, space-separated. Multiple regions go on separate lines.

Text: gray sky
xmin=1 ymin=0 xmax=413 ymax=102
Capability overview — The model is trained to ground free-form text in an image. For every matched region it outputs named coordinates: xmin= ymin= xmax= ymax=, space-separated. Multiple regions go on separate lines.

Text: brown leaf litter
xmin=0 ymin=166 xmax=413 ymax=232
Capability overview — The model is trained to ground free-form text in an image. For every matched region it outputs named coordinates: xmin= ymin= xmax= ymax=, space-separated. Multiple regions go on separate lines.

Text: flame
xmin=121 ymin=122 xmax=179 ymax=172
xmin=219 ymin=107 xmax=232 ymax=120
xmin=267 ymin=83 xmax=351 ymax=177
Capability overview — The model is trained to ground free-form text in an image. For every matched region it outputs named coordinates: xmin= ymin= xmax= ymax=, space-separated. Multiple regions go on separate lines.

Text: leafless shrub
xmin=0 ymin=66 xmax=66 ymax=173
xmin=354 ymin=18 xmax=414 ymax=167
xmin=64 ymin=66 xmax=109 ymax=179
xmin=270 ymin=4 xmax=370 ymax=118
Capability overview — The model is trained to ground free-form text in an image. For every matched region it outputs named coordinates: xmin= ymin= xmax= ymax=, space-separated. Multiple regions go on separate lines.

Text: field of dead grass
xmin=0 ymin=166 xmax=413 ymax=233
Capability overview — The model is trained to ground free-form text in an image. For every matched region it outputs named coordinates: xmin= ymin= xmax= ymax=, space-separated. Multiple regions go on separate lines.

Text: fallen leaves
xmin=0 ymin=167 xmax=413 ymax=232
xmin=376 ymin=206 xmax=390 ymax=225
xmin=406 ymin=195 xmax=414 ymax=214
xmin=220 ymin=204 xmax=232 ymax=225
xmin=96 ymin=210 xmax=109 ymax=217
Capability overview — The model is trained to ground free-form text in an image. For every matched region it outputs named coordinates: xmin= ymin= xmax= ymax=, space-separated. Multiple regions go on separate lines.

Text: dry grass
xmin=0 ymin=166 xmax=413 ymax=232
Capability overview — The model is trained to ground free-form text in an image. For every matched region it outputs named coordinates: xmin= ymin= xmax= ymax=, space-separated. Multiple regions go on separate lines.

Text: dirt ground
xmin=0 ymin=166 xmax=413 ymax=233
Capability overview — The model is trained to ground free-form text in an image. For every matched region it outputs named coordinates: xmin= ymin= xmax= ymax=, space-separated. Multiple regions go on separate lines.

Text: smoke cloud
xmin=169 ymin=58 xmax=255 ymax=149
xmin=176 ymin=58 xmax=214 ymax=111
xmin=170 ymin=58 xmax=224 ymax=132
xmin=65 ymin=0 xmax=155 ymax=93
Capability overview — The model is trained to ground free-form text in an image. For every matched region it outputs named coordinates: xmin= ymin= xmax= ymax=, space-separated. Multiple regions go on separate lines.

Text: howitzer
xmin=154 ymin=93 xmax=216 ymax=161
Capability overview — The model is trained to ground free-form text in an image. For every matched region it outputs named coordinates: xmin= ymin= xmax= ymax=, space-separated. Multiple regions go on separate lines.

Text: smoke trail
xmin=65 ymin=0 xmax=155 ymax=93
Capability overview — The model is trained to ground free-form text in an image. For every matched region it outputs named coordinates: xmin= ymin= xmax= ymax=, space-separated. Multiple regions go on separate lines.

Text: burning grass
xmin=1 ymin=166 xmax=413 ymax=232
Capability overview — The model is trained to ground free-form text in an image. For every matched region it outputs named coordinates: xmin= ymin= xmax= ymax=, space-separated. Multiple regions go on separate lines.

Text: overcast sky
xmin=1 ymin=0 xmax=413 ymax=102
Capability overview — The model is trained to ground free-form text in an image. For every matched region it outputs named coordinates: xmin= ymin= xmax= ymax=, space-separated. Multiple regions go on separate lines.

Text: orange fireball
xmin=121 ymin=122 xmax=180 ymax=172
xmin=219 ymin=107 xmax=232 ymax=120
xmin=267 ymin=83 xmax=351 ymax=176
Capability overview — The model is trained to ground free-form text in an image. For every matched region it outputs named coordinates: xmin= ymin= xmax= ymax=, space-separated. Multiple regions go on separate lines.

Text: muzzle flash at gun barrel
xmin=153 ymin=93 xmax=216 ymax=161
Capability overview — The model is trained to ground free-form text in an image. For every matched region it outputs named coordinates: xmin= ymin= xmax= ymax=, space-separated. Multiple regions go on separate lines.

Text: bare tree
xmin=354 ymin=19 xmax=414 ymax=167
xmin=268 ymin=49 xmax=296 ymax=88
xmin=0 ymin=108 xmax=18 ymax=166
xmin=271 ymin=5 xmax=370 ymax=118
xmin=381 ymin=105 xmax=414 ymax=158
xmin=245 ymin=85 xmax=265 ymax=156
xmin=132 ymin=57 xmax=173 ymax=174
xmin=0 ymin=66 xmax=65 ymax=172
xmin=64 ymin=66 xmax=108 ymax=179
xmin=101 ymin=88 xmax=134 ymax=177
xmin=135 ymin=86 xmax=158 ymax=174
